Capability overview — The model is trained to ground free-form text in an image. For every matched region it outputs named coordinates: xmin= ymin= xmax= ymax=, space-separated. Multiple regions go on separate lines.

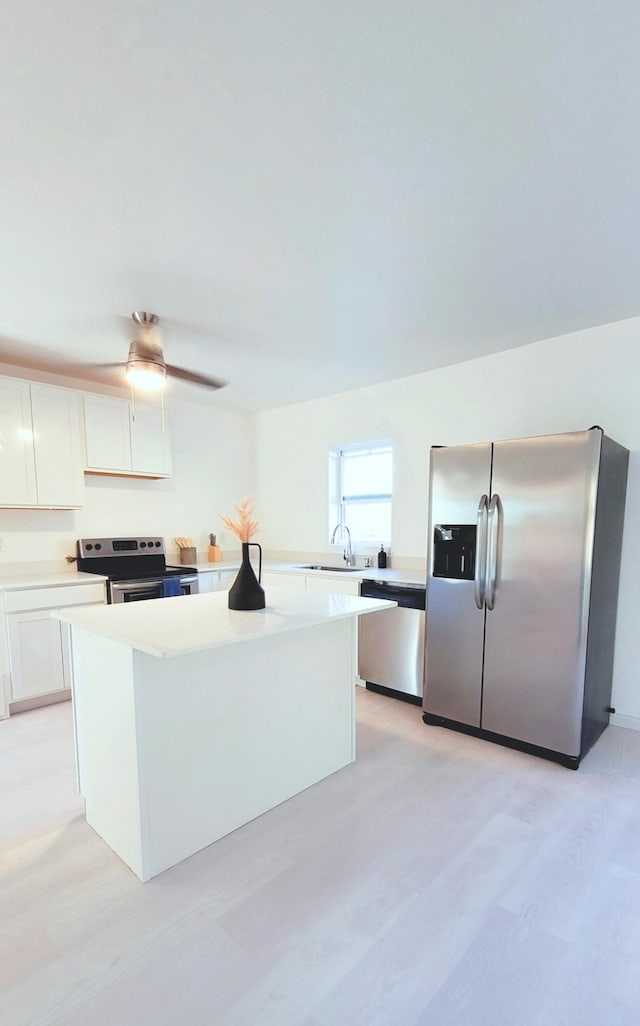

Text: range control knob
xmin=86 ymin=543 xmax=93 ymax=551
xmin=95 ymin=543 xmax=102 ymax=550
xmin=140 ymin=541 xmax=147 ymax=548
xmin=155 ymin=541 xmax=162 ymax=547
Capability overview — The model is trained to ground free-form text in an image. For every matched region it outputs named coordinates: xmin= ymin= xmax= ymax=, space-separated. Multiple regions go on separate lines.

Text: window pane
xmin=328 ymin=448 xmax=340 ymax=535
xmin=343 ymin=501 xmax=391 ymax=543
xmin=342 ymin=450 xmax=392 ymax=498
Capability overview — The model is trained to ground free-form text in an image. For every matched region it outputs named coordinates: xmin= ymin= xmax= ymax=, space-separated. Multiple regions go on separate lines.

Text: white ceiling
xmin=1 ymin=1 xmax=639 ymax=411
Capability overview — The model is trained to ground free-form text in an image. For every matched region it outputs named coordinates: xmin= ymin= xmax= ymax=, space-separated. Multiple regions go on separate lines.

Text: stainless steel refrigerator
xmin=422 ymin=427 xmax=628 ymax=768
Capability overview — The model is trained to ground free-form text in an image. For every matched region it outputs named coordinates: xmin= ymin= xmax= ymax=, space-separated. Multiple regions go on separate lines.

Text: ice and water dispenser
xmin=432 ymin=525 xmax=476 ymax=580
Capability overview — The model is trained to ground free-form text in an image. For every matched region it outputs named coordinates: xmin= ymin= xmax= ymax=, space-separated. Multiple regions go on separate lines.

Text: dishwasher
xmin=358 ymin=580 xmax=426 ymax=705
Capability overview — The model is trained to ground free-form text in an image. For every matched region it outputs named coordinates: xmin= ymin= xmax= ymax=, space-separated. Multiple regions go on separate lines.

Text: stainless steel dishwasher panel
xmin=358 ymin=582 xmax=426 ymax=700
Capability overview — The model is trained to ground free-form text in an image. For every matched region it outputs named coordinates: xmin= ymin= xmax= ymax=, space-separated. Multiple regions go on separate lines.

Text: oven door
xmin=109 ymin=576 xmax=199 ymax=603
xmin=110 ymin=579 xmax=164 ymax=603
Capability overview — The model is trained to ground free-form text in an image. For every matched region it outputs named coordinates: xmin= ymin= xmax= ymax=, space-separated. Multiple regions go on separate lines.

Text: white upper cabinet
xmin=0 ymin=378 xmax=83 ymax=508
xmin=0 ymin=378 xmax=37 ymax=506
xmin=83 ymin=394 xmax=131 ymax=472
xmin=130 ymin=403 xmax=172 ymax=476
xmin=83 ymin=394 xmax=172 ymax=478
xmin=31 ymin=384 xmax=84 ymax=507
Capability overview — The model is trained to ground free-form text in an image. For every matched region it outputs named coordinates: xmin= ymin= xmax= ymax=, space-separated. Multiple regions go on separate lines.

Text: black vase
xmin=228 ymin=542 xmax=266 ymax=610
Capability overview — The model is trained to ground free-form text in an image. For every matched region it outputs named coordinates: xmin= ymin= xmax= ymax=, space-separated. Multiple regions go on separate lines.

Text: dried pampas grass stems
xmin=219 ymin=497 xmax=259 ymax=543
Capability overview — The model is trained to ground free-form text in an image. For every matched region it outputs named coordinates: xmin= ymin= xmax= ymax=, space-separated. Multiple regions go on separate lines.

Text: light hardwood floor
xmin=2 ymin=690 xmax=640 ymax=1026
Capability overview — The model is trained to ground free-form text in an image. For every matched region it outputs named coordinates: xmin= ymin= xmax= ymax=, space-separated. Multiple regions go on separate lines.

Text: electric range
xmin=76 ymin=536 xmax=199 ymax=603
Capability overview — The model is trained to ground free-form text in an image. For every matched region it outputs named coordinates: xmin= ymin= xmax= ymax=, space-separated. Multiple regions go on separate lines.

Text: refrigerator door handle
xmin=474 ymin=494 xmax=489 ymax=609
xmin=485 ymin=494 xmax=500 ymax=610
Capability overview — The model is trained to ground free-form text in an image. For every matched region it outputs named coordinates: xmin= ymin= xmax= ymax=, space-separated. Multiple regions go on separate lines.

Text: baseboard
xmin=9 ymin=689 xmax=71 ymax=715
xmin=610 ymin=712 xmax=640 ymax=732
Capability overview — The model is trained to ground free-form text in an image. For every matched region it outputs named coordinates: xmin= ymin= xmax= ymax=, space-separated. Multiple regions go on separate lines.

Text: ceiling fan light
xmin=125 ymin=360 xmax=167 ymax=391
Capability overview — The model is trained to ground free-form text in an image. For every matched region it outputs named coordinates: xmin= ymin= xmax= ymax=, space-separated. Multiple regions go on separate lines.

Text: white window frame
xmin=329 ymin=440 xmax=393 ymax=545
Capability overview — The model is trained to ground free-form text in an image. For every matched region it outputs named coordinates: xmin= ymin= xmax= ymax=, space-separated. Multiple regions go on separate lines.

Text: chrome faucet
xmin=331 ymin=522 xmax=353 ymax=566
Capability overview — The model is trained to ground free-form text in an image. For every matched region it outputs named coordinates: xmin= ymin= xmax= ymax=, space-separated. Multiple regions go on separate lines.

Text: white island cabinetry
xmin=83 ymin=393 xmax=172 ymax=478
xmin=57 ymin=588 xmax=395 ymax=882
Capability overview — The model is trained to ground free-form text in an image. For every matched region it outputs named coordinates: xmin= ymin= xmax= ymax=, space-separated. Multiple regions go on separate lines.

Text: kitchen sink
xmin=297 ymin=564 xmax=360 ymax=573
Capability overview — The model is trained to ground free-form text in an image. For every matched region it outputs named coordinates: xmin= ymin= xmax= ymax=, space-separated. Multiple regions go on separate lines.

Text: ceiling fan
xmin=122 ymin=311 xmax=227 ymax=392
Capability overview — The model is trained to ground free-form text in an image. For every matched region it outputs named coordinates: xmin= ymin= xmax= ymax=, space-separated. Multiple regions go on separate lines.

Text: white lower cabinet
xmin=204 ymin=569 xmax=361 ymax=596
xmin=7 ymin=612 xmax=70 ymax=702
xmin=262 ymin=571 xmax=307 ymax=591
xmin=262 ymin=570 xmax=360 ymax=595
xmin=2 ymin=581 xmax=106 ymax=710
xmin=196 ymin=572 xmax=216 ymax=594
xmin=305 ymin=575 xmax=360 ymax=596
xmin=198 ymin=570 xmax=239 ymax=593
xmin=217 ymin=570 xmax=238 ymax=590
xmin=198 ymin=572 xmax=220 ymax=593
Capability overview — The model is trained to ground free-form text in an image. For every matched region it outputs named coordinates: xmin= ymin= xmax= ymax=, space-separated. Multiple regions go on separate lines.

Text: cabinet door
xmin=83 ymin=394 xmax=132 ymax=472
xmin=31 ymin=384 xmax=84 ymax=507
xmin=131 ymin=404 xmax=172 ymax=477
xmin=197 ymin=572 xmax=218 ymax=593
xmin=7 ymin=612 xmax=67 ymax=701
xmin=262 ymin=571 xmax=307 ymax=591
xmin=0 ymin=378 xmax=37 ymax=506
xmin=305 ymin=575 xmax=360 ymax=596
xmin=213 ymin=570 xmax=239 ymax=591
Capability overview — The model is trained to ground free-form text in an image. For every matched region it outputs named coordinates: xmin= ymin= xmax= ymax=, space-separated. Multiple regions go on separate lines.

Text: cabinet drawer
xmin=5 ymin=582 xmax=106 ymax=612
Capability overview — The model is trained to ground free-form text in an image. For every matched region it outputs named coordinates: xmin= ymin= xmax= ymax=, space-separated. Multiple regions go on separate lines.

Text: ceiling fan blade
xmin=85 ymin=362 xmax=124 ymax=370
xmin=166 ymin=364 xmax=227 ymax=390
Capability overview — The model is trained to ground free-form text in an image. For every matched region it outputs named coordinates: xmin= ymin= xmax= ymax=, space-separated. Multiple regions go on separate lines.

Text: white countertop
xmin=0 ymin=570 xmax=108 ymax=592
xmin=167 ymin=559 xmax=425 ymax=586
xmin=55 ymin=587 xmax=397 ymax=659
xmin=0 ymin=560 xmax=425 ymax=592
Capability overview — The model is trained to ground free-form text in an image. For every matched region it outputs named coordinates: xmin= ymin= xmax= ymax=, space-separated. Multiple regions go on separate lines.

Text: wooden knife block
xmin=208 ymin=544 xmax=221 ymax=562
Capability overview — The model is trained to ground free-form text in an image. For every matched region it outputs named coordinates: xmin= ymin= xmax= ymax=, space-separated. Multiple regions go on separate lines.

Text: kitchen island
xmin=56 ymin=588 xmax=395 ymax=881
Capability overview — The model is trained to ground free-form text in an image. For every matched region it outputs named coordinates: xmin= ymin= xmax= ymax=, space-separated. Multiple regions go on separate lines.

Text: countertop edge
xmin=54 ymin=591 xmax=397 ymax=659
xmin=0 ymin=571 xmax=109 ymax=592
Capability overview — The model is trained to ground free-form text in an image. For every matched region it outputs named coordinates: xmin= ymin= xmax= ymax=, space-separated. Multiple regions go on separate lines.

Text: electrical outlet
xmin=0 ymin=538 xmax=6 ymax=552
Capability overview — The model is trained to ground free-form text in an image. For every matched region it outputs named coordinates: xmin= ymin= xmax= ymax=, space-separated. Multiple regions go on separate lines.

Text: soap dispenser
xmin=377 ymin=544 xmax=387 ymax=569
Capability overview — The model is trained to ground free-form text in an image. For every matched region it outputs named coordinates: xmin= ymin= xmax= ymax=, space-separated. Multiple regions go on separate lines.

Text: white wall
xmin=256 ymin=316 xmax=640 ymax=721
xmin=0 ymin=373 xmax=256 ymax=566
